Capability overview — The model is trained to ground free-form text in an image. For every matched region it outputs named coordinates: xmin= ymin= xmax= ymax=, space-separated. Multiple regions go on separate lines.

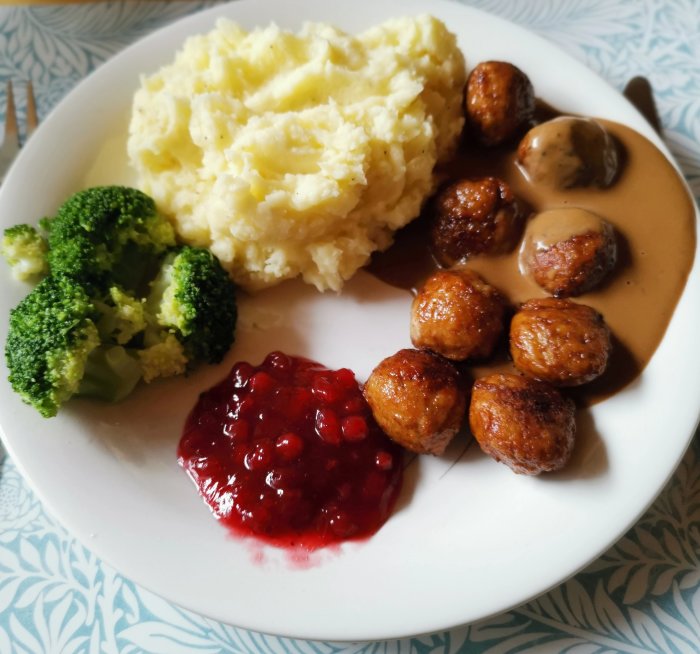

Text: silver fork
xmin=0 ymin=80 xmax=38 ymax=183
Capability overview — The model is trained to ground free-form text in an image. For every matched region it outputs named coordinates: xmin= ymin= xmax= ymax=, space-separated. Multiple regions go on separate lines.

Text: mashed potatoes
xmin=128 ymin=15 xmax=466 ymax=291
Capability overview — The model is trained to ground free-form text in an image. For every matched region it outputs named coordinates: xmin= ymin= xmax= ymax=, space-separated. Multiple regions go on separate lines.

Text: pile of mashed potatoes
xmin=128 ymin=15 xmax=466 ymax=291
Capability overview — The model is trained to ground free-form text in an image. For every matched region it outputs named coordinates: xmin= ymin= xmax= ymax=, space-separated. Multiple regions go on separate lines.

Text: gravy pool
xmin=368 ymin=119 xmax=696 ymax=406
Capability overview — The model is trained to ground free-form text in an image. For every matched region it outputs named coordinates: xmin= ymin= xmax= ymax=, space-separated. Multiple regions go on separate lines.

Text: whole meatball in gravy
xmin=430 ymin=177 xmax=526 ymax=266
xmin=411 ymin=268 xmax=507 ymax=361
xmin=519 ymin=208 xmax=617 ymax=297
xmin=469 ymin=373 xmax=576 ymax=475
xmin=517 ymin=116 xmax=619 ymax=189
xmin=466 ymin=61 xmax=536 ymax=146
xmin=364 ymin=349 xmax=465 ymax=455
xmin=510 ymin=298 xmax=611 ymax=386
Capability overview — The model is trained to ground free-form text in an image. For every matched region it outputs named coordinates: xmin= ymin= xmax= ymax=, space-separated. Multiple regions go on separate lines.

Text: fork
xmin=0 ymin=80 xmax=38 ymax=183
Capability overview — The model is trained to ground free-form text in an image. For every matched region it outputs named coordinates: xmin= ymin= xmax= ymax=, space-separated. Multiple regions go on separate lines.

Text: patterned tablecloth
xmin=1 ymin=1 xmax=699 ymax=652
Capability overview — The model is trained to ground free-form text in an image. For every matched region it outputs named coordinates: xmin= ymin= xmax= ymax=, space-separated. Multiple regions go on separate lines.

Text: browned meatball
xmin=519 ymin=208 xmax=617 ymax=297
xmin=411 ymin=268 xmax=507 ymax=361
xmin=510 ymin=298 xmax=611 ymax=386
xmin=364 ymin=349 xmax=465 ymax=455
xmin=430 ymin=177 xmax=526 ymax=266
xmin=469 ymin=373 xmax=576 ymax=475
xmin=517 ymin=116 xmax=619 ymax=189
xmin=466 ymin=61 xmax=535 ymax=146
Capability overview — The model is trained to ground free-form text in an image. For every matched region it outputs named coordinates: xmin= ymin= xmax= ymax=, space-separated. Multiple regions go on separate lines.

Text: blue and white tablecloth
xmin=1 ymin=1 xmax=699 ymax=652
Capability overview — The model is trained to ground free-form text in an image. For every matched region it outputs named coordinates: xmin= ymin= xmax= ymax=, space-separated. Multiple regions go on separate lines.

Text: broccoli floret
xmin=148 ymin=246 xmax=237 ymax=364
xmin=95 ymin=286 xmax=147 ymax=345
xmin=4 ymin=188 xmax=239 ymax=418
xmin=138 ymin=333 xmax=189 ymax=383
xmin=6 ymin=275 xmax=100 ymax=417
xmin=5 ymin=275 xmax=164 ymax=415
xmin=41 ymin=186 xmax=175 ymax=292
xmin=2 ymin=224 xmax=48 ymax=281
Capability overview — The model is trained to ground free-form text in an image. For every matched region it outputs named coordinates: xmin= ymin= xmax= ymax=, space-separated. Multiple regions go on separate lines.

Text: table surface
xmin=1 ymin=1 xmax=699 ymax=652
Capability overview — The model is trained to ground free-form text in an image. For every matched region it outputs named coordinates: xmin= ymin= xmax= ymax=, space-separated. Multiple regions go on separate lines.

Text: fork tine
xmin=0 ymin=80 xmax=21 ymax=181
xmin=25 ymin=81 xmax=38 ymax=139
xmin=4 ymin=80 xmax=18 ymax=148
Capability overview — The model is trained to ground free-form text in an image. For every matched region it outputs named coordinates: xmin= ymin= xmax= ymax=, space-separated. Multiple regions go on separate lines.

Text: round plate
xmin=1 ymin=0 xmax=699 ymax=642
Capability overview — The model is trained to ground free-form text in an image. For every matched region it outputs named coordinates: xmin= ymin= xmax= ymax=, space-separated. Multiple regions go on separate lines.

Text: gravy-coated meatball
xmin=517 ymin=116 xmax=619 ymax=189
xmin=466 ymin=61 xmax=535 ymax=146
xmin=519 ymin=208 xmax=617 ymax=297
xmin=510 ymin=298 xmax=611 ymax=386
xmin=469 ymin=373 xmax=576 ymax=475
xmin=430 ymin=177 xmax=526 ymax=266
xmin=364 ymin=349 xmax=465 ymax=455
xmin=411 ymin=269 xmax=507 ymax=361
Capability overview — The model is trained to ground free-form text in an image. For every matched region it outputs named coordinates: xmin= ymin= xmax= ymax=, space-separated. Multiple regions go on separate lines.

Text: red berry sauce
xmin=178 ymin=352 xmax=403 ymax=550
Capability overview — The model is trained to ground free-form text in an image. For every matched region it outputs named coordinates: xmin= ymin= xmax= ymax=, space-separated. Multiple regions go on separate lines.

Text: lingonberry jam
xmin=178 ymin=352 xmax=403 ymax=549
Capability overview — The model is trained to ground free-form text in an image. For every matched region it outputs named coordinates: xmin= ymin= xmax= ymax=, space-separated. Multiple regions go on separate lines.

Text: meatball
xmin=466 ymin=61 xmax=536 ymax=146
xmin=517 ymin=116 xmax=619 ymax=189
xmin=430 ymin=177 xmax=526 ymax=266
xmin=510 ymin=298 xmax=611 ymax=386
xmin=411 ymin=268 xmax=507 ymax=361
xmin=469 ymin=373 xmax=576 ymax=475
xmin=519 ymin=208 xmax=617 ymax=297
xmin=364 ymin=349 xmax=465 ymax=455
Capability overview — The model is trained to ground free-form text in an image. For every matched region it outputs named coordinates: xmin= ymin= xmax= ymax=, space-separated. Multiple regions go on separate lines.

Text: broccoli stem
xmin=78 ymin=345 xmax=143 ymax=402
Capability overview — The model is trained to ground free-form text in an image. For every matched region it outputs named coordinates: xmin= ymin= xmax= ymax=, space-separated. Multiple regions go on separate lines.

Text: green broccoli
xmin=94 ymin=286 xmax=147 ymax=345
xmin=148 ymin=246 xmax=238 ymax=365
xmin=78 ymin=345 xmax=143 ymax=402
xmin=137 ymin=333 xmax=189 ymax=383
xmin=1 ymin=224 xmax=48 ymax=281
xmin=4 ymin=188 xmax=238 ymax=417
xmin=5 ymin=275 xmax=101 ymax=417
xmin=41 ymin=186 xmax=176 ymax=292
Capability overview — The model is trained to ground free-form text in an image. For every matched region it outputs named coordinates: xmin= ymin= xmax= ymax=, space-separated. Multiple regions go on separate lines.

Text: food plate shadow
xmin=391 ymin=452 xmax=422 ymax=516
xmin=70 ymin=362 xmax=233 ymax=465
xmin=545 ymin=408 xmax=608 ymax=481
xmin=233 ymin=284 xmax=311 ymax=367
xmin=438 ymin=432 xmax=476 ymax=477
xmin=343 ymin=269 xmax=414 ymax=304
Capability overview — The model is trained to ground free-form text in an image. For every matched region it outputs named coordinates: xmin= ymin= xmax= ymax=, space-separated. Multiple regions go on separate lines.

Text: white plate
xmin=1 ymin=0 xmax=699 ymax=642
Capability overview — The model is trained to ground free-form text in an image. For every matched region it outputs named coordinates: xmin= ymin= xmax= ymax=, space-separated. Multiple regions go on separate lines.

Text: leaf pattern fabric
xmin=1 ymin=0 xmax=700 ymax=652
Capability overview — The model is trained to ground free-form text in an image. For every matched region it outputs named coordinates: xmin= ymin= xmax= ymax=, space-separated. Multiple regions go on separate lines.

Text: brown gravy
xmin=367 ymin=119 xmax=696 ymax=406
